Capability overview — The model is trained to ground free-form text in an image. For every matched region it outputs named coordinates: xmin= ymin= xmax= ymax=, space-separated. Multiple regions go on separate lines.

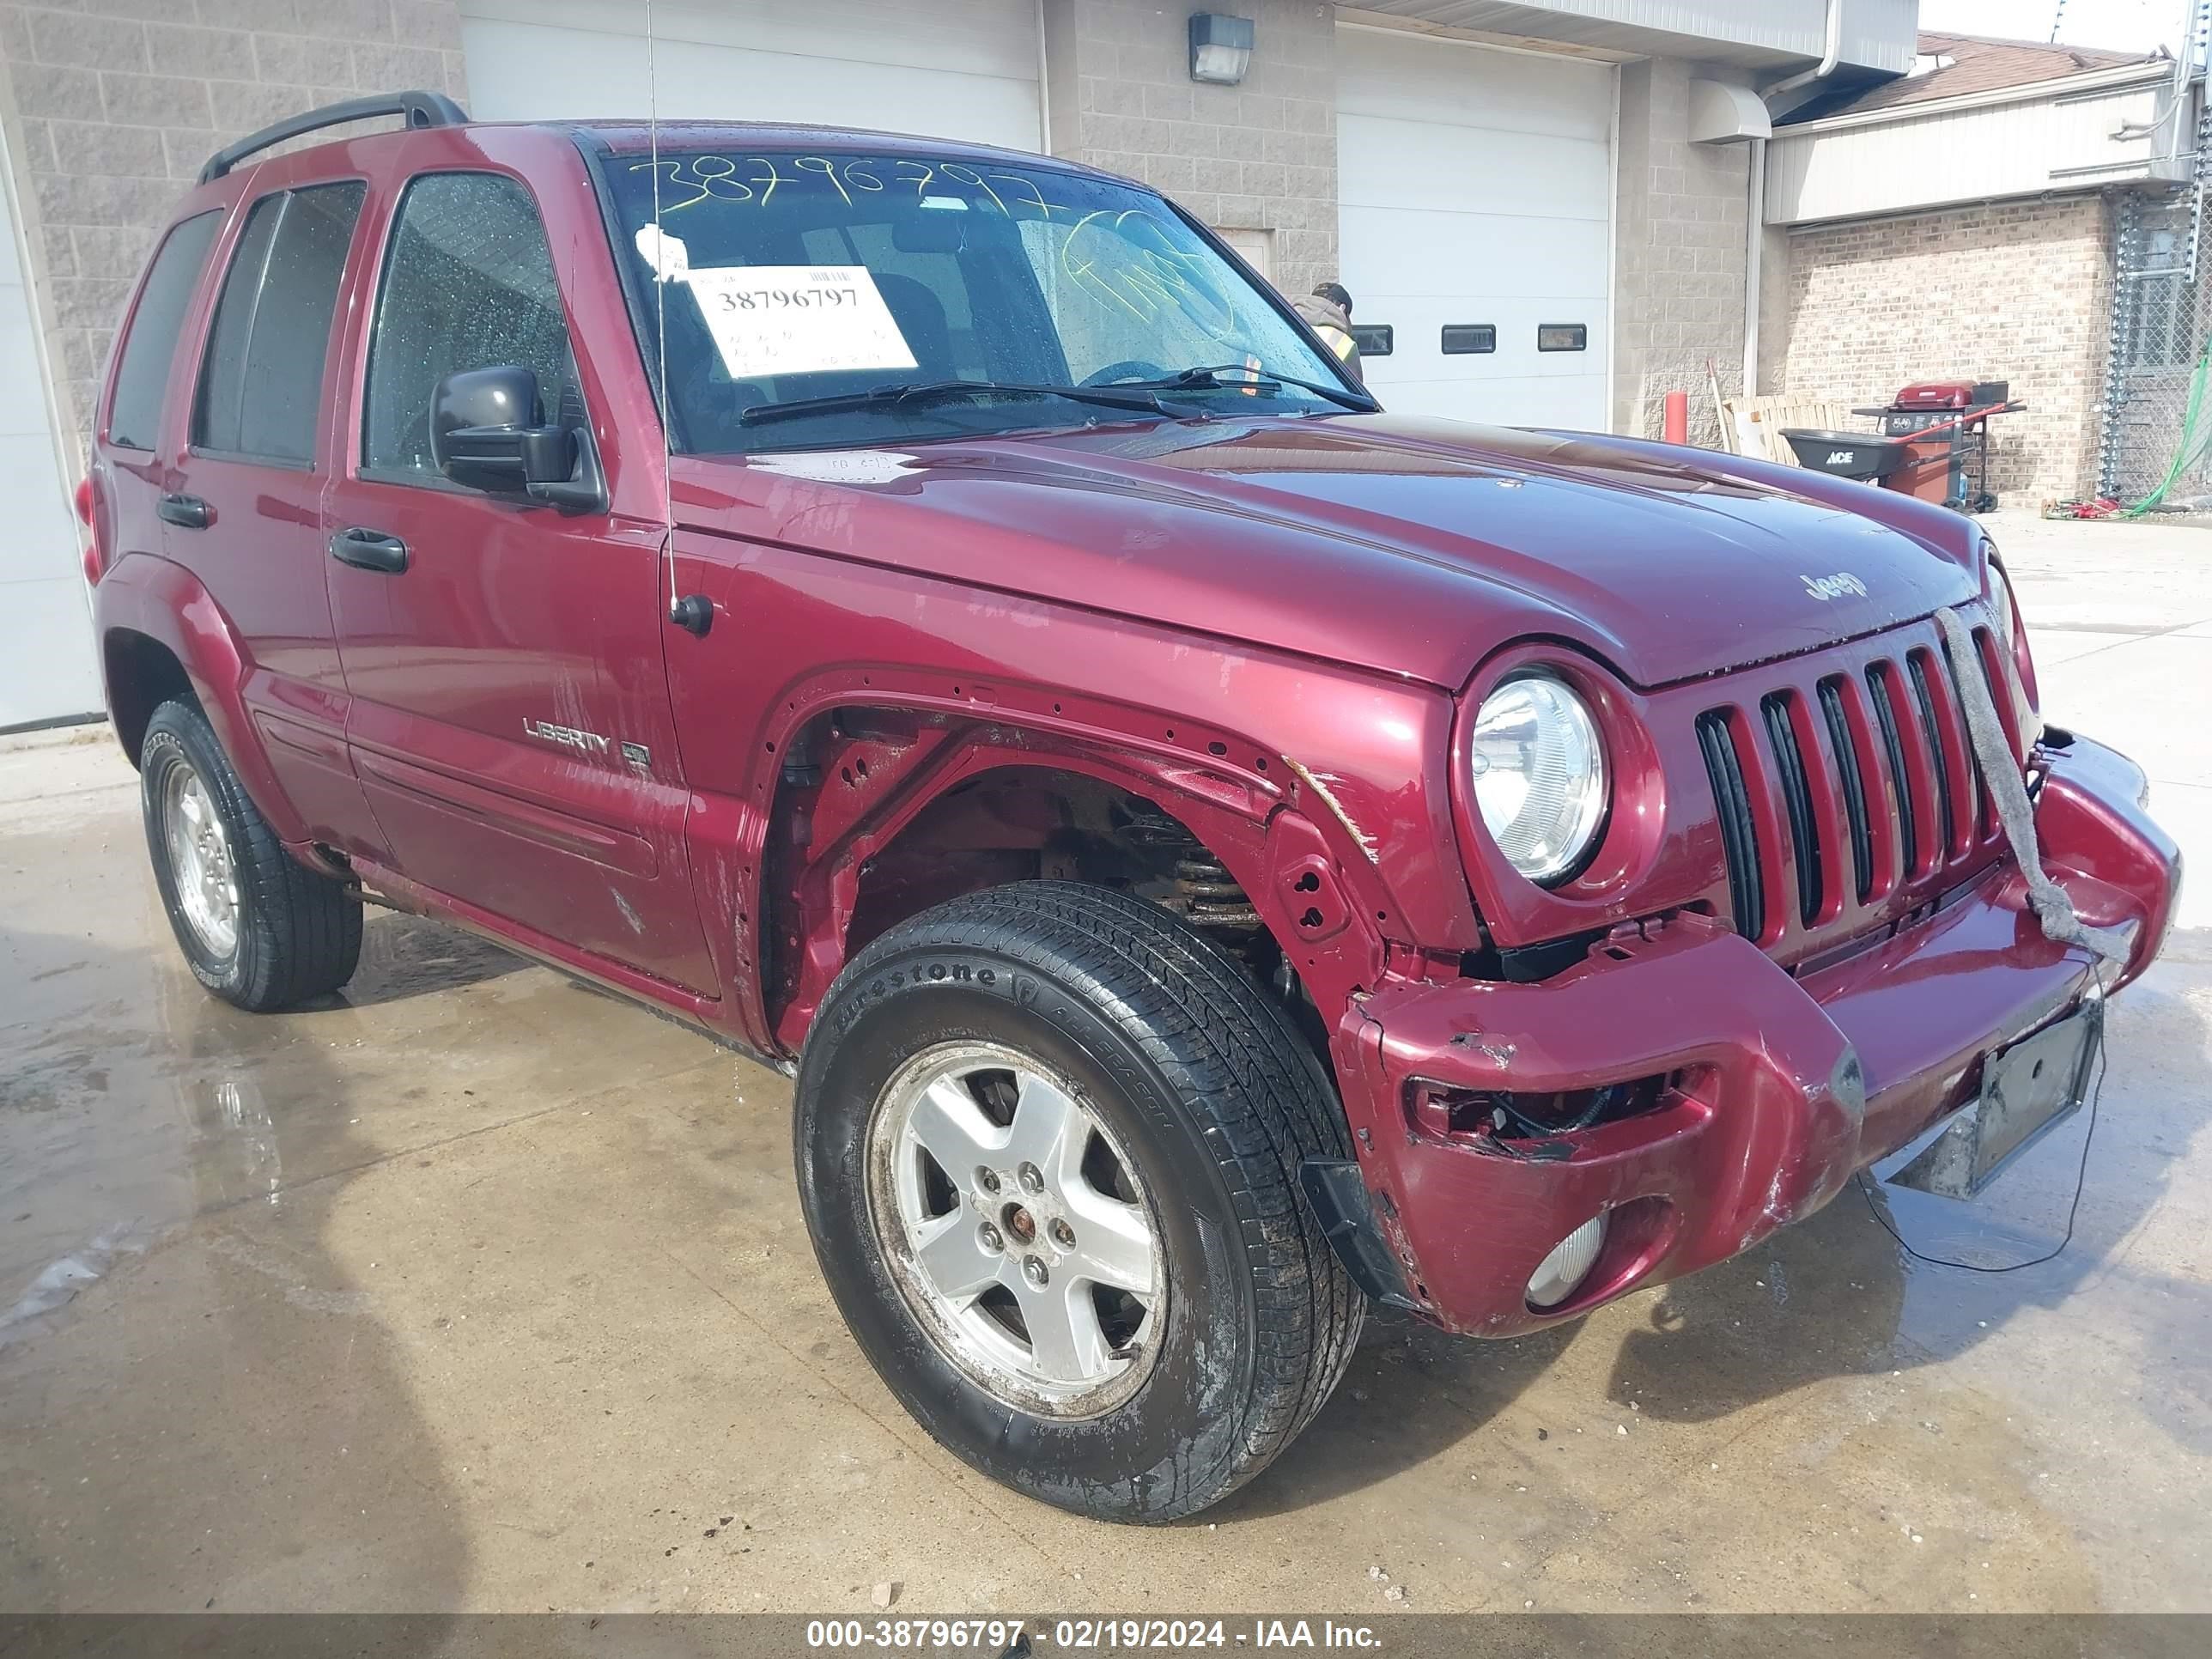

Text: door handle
xmin=328 ymin=526 xmax=409 ymax=574
xmin=157 ymin=493 xmax=212 ymax=529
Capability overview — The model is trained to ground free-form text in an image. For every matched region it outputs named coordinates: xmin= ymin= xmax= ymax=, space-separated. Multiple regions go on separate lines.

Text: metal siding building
xmin=1767 ymin=64 xmax=2194 ymax=227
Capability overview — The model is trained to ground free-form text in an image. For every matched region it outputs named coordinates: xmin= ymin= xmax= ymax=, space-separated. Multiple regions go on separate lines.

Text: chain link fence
xmin=2097 ymin=7 xmax=2212 ymax=507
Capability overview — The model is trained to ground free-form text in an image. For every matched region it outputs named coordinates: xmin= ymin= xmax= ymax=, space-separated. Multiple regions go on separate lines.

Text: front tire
xmin=141 ymin=698 xmax=362 ymax=1012
xmin=794 ymin=881 xmax=1363 ymax=1522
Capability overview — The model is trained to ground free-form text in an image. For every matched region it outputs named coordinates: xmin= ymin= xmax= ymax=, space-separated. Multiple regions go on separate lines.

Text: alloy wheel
xmin=161 ymin=757 xmax=240 ymax=958
xmin=865 ymin=1041 xmax=1163 ymax=1417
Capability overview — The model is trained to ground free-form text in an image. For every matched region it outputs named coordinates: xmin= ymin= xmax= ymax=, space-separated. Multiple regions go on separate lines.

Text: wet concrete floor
xmin=2 ymin=513 xmax=2207 ymax=1613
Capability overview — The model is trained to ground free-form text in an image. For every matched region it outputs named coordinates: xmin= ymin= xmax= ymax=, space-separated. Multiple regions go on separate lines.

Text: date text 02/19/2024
xmin=802 ymin=1620 xmax=1386 ymax=1650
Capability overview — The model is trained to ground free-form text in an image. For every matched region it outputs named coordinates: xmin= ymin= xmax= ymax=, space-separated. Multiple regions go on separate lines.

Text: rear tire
xmin=141 ymin=698 xmax=362 ymax=1012
xmin=794 ymin=880 xmax=1363 ymax=1522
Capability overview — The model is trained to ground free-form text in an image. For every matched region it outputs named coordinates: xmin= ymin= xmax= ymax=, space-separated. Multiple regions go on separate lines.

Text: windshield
xmin=598 ymin=148 xmax=1359 ymax=453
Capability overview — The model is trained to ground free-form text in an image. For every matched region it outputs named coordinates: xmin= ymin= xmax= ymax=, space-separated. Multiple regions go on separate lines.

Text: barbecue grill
xmin=1780 ymin=380 xmax=2022 ymax=514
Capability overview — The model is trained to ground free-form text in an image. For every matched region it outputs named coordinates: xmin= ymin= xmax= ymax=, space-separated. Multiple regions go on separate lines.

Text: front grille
xmin=1906 ymin=652 xmax=1957 ymax=855
xmin=1696 ymin=709 xmax=1764 ymax=945
xmin=1817 ymin=677 xmax=1875 ymax=904
xmin=1867 ymin=662 xmax=1919 ymax=879
xmin=1698 ymin=623 xmax=2012 ymax=950
xmin=1760 ymin=692 xmax=1822 ymax=927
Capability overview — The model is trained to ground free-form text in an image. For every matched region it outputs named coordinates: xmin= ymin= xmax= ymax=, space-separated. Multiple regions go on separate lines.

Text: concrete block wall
xmin=1774 ymin=195 xmax=2110 ymax=506
xmin=0 ymin=0 xmax=468 ymax=460
xmin=1613 ymin=57 xmax=1750 ymax=447
xmin=1042 ymin=0 xmax=1337 ymax=301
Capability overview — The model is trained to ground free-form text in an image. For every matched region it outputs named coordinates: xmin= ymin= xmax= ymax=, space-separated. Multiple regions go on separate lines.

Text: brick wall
xmin=1613 ymin=58 xmax=1752 ymax=447
xmin=1042 ymin=0 xmax=1335 ymax=300
xmin=0 ymin=0 xmax=468 ymax=460
xmin=1775 ymin=195 xmax=2110 ymax=506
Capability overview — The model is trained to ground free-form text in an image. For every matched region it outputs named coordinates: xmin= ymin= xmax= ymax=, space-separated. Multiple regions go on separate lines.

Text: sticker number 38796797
xmin=680 ymin=264 xmax=919 ymax=380
xmin=704 ymin=283 xmax=859 ymax=313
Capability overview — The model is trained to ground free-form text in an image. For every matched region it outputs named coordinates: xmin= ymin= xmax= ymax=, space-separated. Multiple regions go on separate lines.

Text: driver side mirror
xmin=430 ymin=366 xmax=605 ymax=514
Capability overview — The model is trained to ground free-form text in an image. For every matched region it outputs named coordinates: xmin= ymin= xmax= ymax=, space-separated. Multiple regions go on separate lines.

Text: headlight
xmin=1469 ymin=673 xmax=1609 ymax=884
xmin=1988 ymin=561 xmax=2018 ymax=654
xmin=1985 ymin=561 xmax=2041 ymax=743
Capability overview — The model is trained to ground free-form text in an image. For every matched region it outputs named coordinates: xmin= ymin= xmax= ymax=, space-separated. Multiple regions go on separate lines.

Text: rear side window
xmin=363 ymin=172 xmax=580 ymax=477
xmin=107 ymin=211 xmax=222 ymax=452
xmin=193 ymin=181 xmax=366 ymax=464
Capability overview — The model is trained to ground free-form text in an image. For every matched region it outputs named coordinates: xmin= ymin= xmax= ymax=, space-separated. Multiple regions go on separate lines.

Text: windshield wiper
xmin=1103 ymin=363 xmax=1379 ymax=413
xmin=738 ymin=379 xmax=1189 ymax=428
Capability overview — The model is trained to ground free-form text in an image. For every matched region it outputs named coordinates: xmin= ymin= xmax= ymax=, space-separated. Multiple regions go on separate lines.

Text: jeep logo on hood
xmin=1801 ymin=571 xmax=1869 ymax=602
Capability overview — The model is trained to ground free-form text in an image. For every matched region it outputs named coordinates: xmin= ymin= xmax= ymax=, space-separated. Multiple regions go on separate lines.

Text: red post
xmin=1662 ymin=390 xmax=1690 ymax=446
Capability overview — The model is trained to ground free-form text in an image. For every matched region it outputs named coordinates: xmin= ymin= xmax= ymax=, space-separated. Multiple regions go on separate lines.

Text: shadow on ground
xmin=0 ymin=910 xmax=483 ymax=1613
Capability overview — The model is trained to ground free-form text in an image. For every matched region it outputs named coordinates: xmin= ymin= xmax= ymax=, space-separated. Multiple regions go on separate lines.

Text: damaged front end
xmin=1322 ymin=729 xmax=2178 ymax=1339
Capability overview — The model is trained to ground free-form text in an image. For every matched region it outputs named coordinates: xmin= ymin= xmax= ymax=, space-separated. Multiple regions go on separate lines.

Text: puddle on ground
xmin=0 ymin=1220 xmax=164 ymax=1348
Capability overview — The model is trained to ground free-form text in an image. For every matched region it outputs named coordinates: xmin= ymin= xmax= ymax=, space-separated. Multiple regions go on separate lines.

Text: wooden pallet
xmin=1719 ymin=397 xmax=1859 ymax=465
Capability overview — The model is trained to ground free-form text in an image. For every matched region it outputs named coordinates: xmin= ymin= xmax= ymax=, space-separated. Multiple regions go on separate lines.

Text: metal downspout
xmin=1747 ymin=0 xmax=1841 ymax=407
xmin=1743 ymin=137 xmax=1766 ymax=408
xmin=1764 ymin=0 xmax=1844 ymax=100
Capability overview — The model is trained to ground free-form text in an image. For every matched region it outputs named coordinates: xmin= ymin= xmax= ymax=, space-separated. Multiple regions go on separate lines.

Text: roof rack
xmin=198 ymin=90 xmax=469 ymax=185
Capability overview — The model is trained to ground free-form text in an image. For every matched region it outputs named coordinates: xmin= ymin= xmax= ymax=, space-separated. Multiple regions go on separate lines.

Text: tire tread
xmin=143 ymin=698 xmax=362 ymax=1012
xmin=837 ymin=880 xmax=1363 ymax=1519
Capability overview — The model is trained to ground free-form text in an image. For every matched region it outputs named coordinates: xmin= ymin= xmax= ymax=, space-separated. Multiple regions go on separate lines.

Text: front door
xmin=324 ymin=165 xmax=717 ymax=997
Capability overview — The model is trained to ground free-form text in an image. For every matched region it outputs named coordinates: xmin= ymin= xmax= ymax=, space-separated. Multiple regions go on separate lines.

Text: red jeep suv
xmin=83 ymin=93 xmax=2179 ymax=1522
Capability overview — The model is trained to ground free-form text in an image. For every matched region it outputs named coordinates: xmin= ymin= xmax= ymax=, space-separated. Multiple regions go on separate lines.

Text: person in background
xmin=1294 ymin=282 xmax=1363 ymax=385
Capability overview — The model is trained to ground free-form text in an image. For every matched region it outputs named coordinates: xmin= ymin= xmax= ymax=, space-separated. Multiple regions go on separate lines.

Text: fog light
xmin=1526 ymin=1212 xmax=1607 ymax=1308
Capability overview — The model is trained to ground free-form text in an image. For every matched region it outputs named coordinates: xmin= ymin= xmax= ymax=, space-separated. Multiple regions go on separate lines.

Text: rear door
xmin=324 ymin=156 xmax=717 ymax=997
xmin=163 ymin=175 xmax=377 ymax=848
xmin=94 ymin=208 xmax=226 ymax=666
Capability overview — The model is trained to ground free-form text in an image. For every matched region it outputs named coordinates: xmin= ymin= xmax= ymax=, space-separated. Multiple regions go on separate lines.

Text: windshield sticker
xmin=634 ymin=224 xmax=690 ymax=283
xmin=683 ymin=265 xmax=918 ymax=380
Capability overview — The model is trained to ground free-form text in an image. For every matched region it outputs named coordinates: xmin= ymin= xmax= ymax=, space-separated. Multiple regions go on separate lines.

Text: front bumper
xmin=1333 ymin=732 xmax=2180 ymax=1337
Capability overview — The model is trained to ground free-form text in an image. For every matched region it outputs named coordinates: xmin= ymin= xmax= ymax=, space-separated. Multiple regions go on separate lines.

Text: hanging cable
xmin=1856 ymin=1040 xmax=2106 ymax=1273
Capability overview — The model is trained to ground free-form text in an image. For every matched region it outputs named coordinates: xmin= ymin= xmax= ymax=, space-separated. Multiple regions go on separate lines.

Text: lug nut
xmin=979 ymin=1223 xmax=1004 ymax=1253
xmin=1023 ymin=1256 xmax=1048 ymax=1288
xmin=977 ymin=1168 xmax=1001 ymax=1194
xmin=1050 ymin=1219 xmax=1076 ymax=1249
xmin=1018 ymin=1162 xmax=1044 ymax=1194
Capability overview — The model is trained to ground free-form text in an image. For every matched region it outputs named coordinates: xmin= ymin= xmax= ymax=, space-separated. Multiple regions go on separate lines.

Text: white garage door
xmin=459 ymin=0 xmax=1043 ymax=152
xmin=1337 ymin=26 xmax=1613 ymax=430
xmin=0 ymin=143 xmax=101 ymax=732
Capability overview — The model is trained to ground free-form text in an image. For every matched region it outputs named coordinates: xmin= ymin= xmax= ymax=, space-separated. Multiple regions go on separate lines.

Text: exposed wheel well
xmin=103 ymin=629 xmax=195 ymax=767
xmin=765 ymin=738 xmax=1337 ymax=1083
xmin=842 ymin=766 xmax=1249 ymax=950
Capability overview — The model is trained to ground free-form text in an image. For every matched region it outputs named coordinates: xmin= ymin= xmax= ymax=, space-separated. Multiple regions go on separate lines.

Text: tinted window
xmin=193 ymin=182 xmax=365 ymax=463
xmin=108 ymin=211 xmax=222 ymax=451
xmin=364 ymin=173 xmax=579 ymax=477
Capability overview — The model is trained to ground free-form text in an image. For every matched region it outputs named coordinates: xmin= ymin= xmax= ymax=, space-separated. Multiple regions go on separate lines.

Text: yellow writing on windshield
xmin=626 ymin=155 xmax=1244 ymax=339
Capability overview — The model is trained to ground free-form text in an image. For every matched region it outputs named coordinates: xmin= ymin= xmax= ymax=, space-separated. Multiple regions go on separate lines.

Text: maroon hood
xmin=675 ymin=415 xmax=1983 ymax=690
